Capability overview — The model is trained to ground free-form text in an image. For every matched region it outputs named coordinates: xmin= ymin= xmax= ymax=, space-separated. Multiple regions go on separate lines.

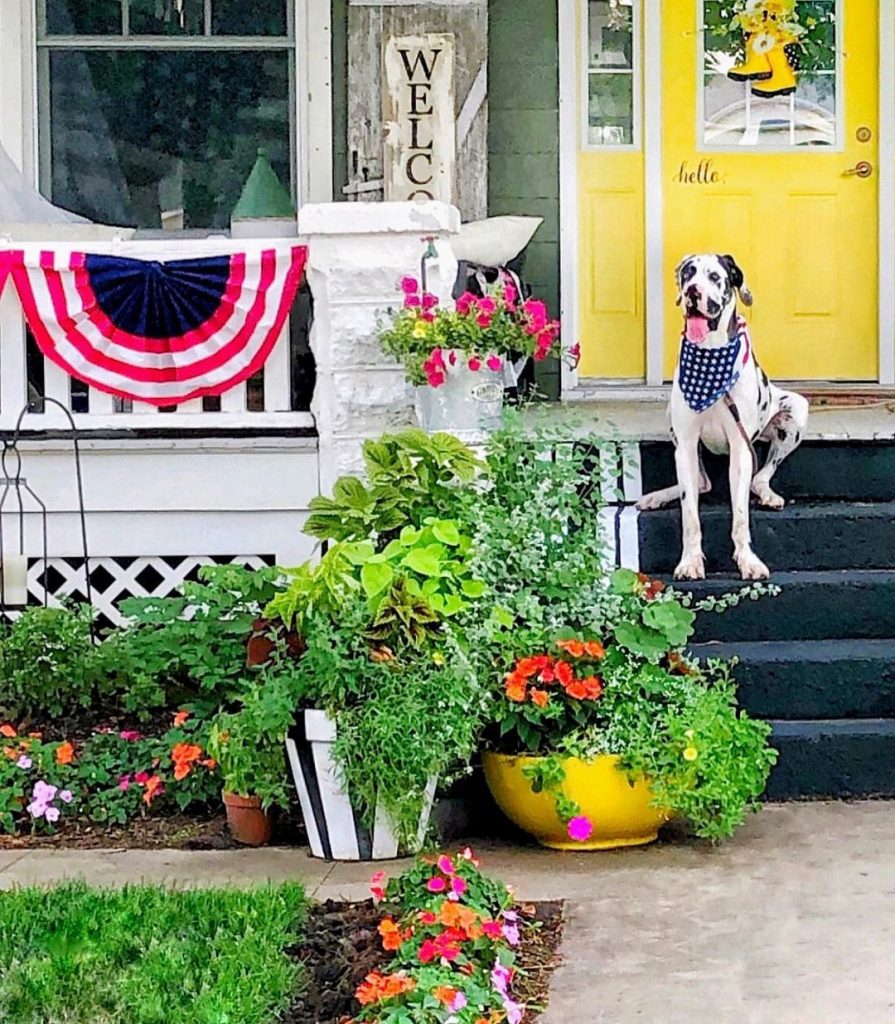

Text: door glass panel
xmin=702 ymin=0 xmax=838 ymax=148
xmin=586 ymin=0 xmax=638 ymax=146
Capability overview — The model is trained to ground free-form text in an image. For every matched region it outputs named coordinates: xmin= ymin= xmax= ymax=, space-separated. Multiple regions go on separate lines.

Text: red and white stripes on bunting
xmin=0 ymin=244 xmax=307 ymax=405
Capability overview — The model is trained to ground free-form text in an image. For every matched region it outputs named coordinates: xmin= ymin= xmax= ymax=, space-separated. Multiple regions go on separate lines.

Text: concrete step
xmin=639 ymin=501 xmax=895 ymax=574
xmin=673 ymin=570 xmax=895 ymax=643
xmin=639 ymin=439 xmax=895 ymax=503
xmin=766 ymin=719 xmax=895 ymax=799
xmin=690 ymin=638 xmax=895 ymax=719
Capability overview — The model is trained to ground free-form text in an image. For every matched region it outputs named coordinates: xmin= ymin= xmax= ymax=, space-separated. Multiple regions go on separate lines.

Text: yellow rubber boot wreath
xmin=751 ymin=36 xmax=797 ymax=96
xmin=728 ymin=34 xmax=773 ymax=81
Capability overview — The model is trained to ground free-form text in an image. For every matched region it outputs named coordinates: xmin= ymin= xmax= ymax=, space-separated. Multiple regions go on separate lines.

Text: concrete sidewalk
xmin=2 ymin=801 xmax=893 ymax=1023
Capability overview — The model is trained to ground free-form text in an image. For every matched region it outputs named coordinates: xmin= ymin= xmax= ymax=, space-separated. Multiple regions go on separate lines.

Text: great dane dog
xmin=637 ymin=254 xmax=809 ymax=581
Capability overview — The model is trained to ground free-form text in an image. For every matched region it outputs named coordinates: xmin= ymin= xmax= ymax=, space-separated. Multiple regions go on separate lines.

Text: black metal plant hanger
xmin=0 ymin=398 xmax=93 ymax=628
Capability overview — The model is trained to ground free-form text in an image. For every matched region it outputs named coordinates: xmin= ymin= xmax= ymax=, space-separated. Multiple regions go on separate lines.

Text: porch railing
xmin=0 ymin=236 xmax=315 ymax=433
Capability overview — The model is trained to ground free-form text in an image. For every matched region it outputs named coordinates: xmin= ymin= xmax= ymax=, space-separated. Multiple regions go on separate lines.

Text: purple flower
xmin=26 ymin=779 xmax=59 ymax=820
xmin=16 ymin=755 xmax=32 ymax=770
xmin=118 ymin=774 xmax=131 ymax=792
xmin=567 ymin=815 xmax=594 ymax=842
xmin=44 ymin=806 xmax=60 ymax=824
xmin=503 ymin=923 xmax=520 ymax=946
xmin=491 ymin=963 xmax=512 ymax=997
xmin=59 ymin=790 xmax=73 ymax=804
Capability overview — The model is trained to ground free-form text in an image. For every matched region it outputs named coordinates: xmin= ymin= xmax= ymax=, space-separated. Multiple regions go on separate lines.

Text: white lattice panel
xmin=14 ymin=554 xmax=274 ymax=627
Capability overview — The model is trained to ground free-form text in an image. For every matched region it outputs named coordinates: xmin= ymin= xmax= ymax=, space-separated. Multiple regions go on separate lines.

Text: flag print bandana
xmin=678 ymin=322 xmax=748 ymax=413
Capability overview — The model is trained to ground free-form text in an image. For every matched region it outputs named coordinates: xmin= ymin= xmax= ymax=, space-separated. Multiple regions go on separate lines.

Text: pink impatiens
xmin=567 ymin=815 xmax=594 ymax=842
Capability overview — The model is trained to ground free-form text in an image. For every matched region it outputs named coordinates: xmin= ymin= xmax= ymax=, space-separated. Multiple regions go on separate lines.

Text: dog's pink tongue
xmin=685 ymin=316 xmax=710 ymax=343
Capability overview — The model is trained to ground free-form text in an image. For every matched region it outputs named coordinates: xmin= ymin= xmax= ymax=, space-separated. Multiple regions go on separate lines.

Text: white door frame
xmin=559 ymin=0 xmax=895 ymax=388
xmin=0 ymin=0 xmax=332 ymax=206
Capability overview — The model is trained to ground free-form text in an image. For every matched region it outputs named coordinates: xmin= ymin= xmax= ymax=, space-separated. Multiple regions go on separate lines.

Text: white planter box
xmin=285 ymin=709 xmax=437 ymax=861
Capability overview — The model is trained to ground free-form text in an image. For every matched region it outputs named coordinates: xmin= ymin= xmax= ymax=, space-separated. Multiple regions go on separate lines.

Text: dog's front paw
xmin=674 ymin=553 xmax=706 ymax=581
xmin=753 ymin=486 xmax=785 ymax=510
xmin=737 ymin=551 xmax=770 ymax=580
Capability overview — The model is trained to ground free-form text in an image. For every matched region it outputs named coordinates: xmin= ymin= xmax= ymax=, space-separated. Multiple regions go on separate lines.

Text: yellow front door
xmin=578 ymin=1 xmax=879 ymax=382
xmin=664 ymin=0 xmax=878 ymax=381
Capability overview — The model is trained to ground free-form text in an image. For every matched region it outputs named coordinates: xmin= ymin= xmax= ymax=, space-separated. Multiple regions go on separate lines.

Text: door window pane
xmin=129 ymin=0 xmax=204 ymax=35
xmin=703 ymin=0 xmax=838 ymax=148
xmin=586 ymin=0 xmax=637 ymax=146
xmin=212 ymin=0 xmax=288 ymax=36
xmin=44 ymin=0 xmax=122 ymax=35
xmin=45 ymin=50 xmax=291 ymax=229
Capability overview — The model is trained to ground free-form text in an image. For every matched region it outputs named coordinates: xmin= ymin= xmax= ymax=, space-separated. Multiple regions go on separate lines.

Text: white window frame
xmin=0 ymin=0 xmax=332 ymax=216
xmin=580 ymin=0 xmax=642 ymax=152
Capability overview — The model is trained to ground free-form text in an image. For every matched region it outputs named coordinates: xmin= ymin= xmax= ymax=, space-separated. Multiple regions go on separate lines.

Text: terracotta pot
xmin=222 ymin=791 xmax=273 ymax=846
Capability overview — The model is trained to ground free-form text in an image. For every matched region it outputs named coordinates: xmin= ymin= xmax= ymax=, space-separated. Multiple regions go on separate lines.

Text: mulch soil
xmin=284 ymin=899 xmax=564 ymax=1024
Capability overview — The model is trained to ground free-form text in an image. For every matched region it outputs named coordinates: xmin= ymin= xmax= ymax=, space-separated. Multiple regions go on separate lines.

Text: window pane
xmin=44 ymin=0 xmax=121 ymax=35
xmin=45 ymin=50 xmax=292 ymax=230
xmin=702 ymin=0 xmax=838 ymax=148
xmin=588 ymin=74 xmax=634 ymax=146
xmin=129 ymin=0 xmax=204 ymax=35
xmin=587 ymin=0 xmax=633 ymax=69
xmin=212 ymin=0 xmax=288 ymax=36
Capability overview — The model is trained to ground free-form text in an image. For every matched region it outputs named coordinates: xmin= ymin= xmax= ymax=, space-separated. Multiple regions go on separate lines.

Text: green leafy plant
xmin=305 ymin=429 xmax=483 ymax=545
xmin=0 ymin=606 xmax=101 ymax=719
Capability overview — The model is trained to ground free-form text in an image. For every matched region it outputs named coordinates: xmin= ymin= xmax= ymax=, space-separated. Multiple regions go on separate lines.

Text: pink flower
xmin=567 ymin=815 xmax=594 ymax=842
xmin=450 ymin=876 xmax=467 ymax=897
xmin=460 ymin=846 xmax=480 ymax=867
xmin=16 ymin=755 xmax=32 ymax=770
xmin=455 ymin=291 xmax=477 ymax=315
xmin=437 ymin=855 xmax=455 ymax=875
xmin=477 ymin=296 xmax=497 ymax=314
xmin=476 ymin=313 xmax=492 ymax=329
xmin=483 ymin=920 xmax=503 ymax=939
xmin=448 ymin=350 xmax=457 ymax=365
xmin=503 ymin=282 xmax=517 ymax=305
xmin=486 ymin=355 xmax=502 ymax=372
xmin=134 ymin=771 xmax=150 ymax=785
xmin=59 ymin=790 xmax=73 ymax=804
xmin=119 ymin=730 xmax=141 ymax=742
xmin=568 ymin=342 xmax=581 ymax=365
xmin=421 ymin=292 xmax=438 ymax=311
xmin=423 ymin=348 xmax=447 ymax=388
xmin=468 ymin=356 xmax=482 ymax=371
xmin=44 ymin=805 xmax=60 ymax=824
xmin=523 ymin=298 xmax=548 ymax=327
xmin=492 ymin=964 xmax=512 ymax=997
xmin=421 ymin=310 xmax=435 ymax=322
xmin=426 ymin=876 xmax=447 ymax=893
xmin=118 ymin=773 xmax=132 ymax=792
xmin=503 ymin=922 xmax=520 ymax=946
xmin=449 ymin=991 xmax=468 ymax=1012
xmin=370 ymin=870 xmax=387 ymax=901
xmin=400 ymin=276 xmax=419 ymax=295
xmin=404 ymin=294 xmax=422 ymax=309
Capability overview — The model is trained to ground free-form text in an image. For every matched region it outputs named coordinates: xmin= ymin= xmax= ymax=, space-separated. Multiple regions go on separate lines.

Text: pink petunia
xmin=437 ymin=854 xmax=455 ymax=875
xmin=468 ymin=356 xmax=482 ymax=372
xmin=476 ymin=313 xmax=492 ymax=329
xmin=503 ymin=282 xmax=517 ymax=305
xmin=404 ymin=294 xmax=422 ymax=309
xmin=426 ymin=876 xmax=447 ymax=893
xmin=455 ymin=291 xmax=477 ymax=315
xmin=523 ymin=298 xmax=548 ymax=326
xmin=486 ymin=355 xmax=502 ymax=372
xmin=421 ymin=292 xmax=439 ymax=310
xmin=400 ymin=276 xmax=419 ymax=295
xmin=477 ymin=296 xmax=497 ymax=315
xmin=567 ymin=815 xmax=594 ymax=842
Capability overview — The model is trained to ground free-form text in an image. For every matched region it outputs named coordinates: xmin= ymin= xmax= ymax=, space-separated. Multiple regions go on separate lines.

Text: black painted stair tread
xmin=639 ymin=500 xmax=895 ymax=573
xmin=690 ymin=638 xmax=895 ymax=719
xmin=639 ymin=439 xmax=895 ymax=503
xmin=765 ymin=719 xmax=895 ymax=799
xmin=672 ymin=570 xmax=895 ymax=642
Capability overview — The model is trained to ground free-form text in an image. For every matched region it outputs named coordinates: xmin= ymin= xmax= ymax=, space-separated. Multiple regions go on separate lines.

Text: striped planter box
xmin=285 ymin=709 xmax=437 ymax=861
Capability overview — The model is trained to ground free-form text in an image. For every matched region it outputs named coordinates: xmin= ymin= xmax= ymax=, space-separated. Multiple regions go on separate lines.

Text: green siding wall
xmin=488 ymin=0 xmax=561 ymax=398
xmin=331 ymin=0 xmax=348 ymax=201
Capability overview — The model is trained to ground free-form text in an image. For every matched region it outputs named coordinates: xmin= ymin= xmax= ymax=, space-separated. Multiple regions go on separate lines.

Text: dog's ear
xmin=719 ymin=254 xmax=753 ymax=307
xmin=673 ymin=255 xmax=694 ymax=306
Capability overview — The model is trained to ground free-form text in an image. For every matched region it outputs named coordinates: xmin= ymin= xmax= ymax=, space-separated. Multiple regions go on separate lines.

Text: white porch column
xmin=298 ymin=200 xmax=460 ymax=492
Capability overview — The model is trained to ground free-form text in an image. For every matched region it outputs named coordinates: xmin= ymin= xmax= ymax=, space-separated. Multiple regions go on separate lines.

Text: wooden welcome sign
xmin=383 ymin=33 xmax=456 ymax=203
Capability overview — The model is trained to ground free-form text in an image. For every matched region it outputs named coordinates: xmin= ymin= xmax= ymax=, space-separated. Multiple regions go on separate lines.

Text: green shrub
xmin=0 ymin=606 xmax=100 ymax=719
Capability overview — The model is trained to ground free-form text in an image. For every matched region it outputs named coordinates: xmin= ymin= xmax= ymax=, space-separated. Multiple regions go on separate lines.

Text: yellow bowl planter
xmin=482 ymin=752 xmax=670 ymax=850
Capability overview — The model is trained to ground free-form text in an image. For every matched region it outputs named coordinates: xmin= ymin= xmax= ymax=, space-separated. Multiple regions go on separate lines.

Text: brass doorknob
xmin=843 ymin=161 xmax=873 ymax=178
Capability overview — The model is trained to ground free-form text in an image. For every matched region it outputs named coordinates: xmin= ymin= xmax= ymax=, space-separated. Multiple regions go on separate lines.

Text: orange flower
xmin=516 ymin=655 xmax=550 ymax=678
xmin=142 ymin=775 xmax=163 ymax=805
xmin=554 ymin=660 xmax=573 ymax=687
xmin=530 ymin=688 xmax=550 ymax=708
xmin=433 ymin=986 xmax=461 ymax=1008
xmin=355 ymin=971 xmax=416 ymax=1006
xmin=584 ymin=641 xmax=606 ymax=659
xmin=200 ymin=758 xmax=217 ymax=770
xmin=55 ymin=741 xmax=75 ymax=765
xmin=0 ymin=724 xmax=17 ymax=739
xmin=505 ymin=673 xmax=527 ymax=703
xmin=2 ymin=747 xmax=17 ymax=760
xmin=172 ymin=709 xmax=190 ymax=728
xmin=581 ymin=675 xmax=604 ymax=700
xmin=378 ymin=917 xmax=403 ymax=951
xmin=556 ymin=639 xmax=585 ymax=657
xmin=565 ymin=679 xmax=590 ymax=701
xmin=439 ymin=901 xmax=481 ymax=934
xmin=171 ymin=742 xmax=203 ymax=781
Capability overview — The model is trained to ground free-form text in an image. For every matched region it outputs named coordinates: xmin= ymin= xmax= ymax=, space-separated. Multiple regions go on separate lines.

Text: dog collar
xmin=678 ymin=319 xmax=749 ymax=413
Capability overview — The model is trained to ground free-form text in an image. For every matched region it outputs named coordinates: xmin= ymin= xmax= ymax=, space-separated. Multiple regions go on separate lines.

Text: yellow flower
xmin=412 ymin=320 xmax=429 ymax=339
xmin=683 ymin=746 xmax=699 ymax=762
xmin=432 ymin=652 xmax=445 ymax=666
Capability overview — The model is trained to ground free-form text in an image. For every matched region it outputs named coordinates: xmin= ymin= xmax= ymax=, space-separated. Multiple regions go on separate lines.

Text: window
xmin=584 ymin=0 xmax=639 ymax=147
xmin=37 ymin=0 xmax=294 ymax=230
xmin=702 ymin=0 xmax=838 ymax=149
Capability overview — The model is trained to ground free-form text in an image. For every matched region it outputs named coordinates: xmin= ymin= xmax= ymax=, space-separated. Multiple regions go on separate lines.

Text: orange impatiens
xmin=171 ymin=742 xmax=203 ymax=781
xmin=355 ymin=970 xmax=416 ymax=1006
xmin=55 ymin=741 xmax=75 ymax=765
xmin=0 ymin=724 xmax=17 ymax=739
xmin=503 ymin=640 xmax=606 ymax=708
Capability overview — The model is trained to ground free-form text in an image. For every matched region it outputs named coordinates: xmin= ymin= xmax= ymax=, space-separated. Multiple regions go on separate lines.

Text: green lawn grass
xmin=0 ymin=881 xmax=306 ymax=1024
